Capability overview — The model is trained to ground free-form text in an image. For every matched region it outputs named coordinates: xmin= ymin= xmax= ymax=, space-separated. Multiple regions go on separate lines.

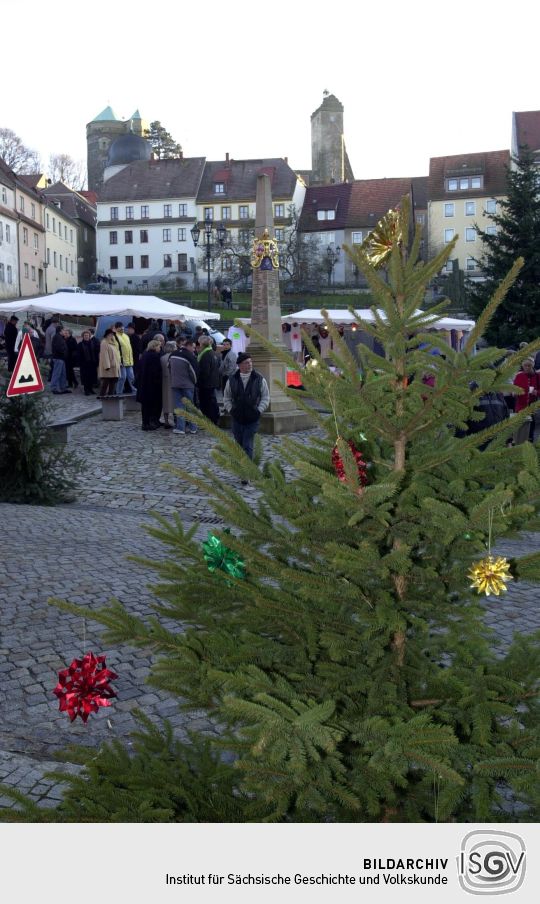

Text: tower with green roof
xmin=86 ymin=106 xmax=148 ymax=194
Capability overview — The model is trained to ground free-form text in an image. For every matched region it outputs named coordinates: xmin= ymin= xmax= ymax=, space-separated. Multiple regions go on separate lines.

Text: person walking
xmin=114 ymin=322 xmax=136 ymax=394
xmin=65 ymin=329 xmax=79 ymax=389
xmin=197 ymin=335 xmax=221 ymax=424
xmin=4 ymin=315 xmax=18 ymax=372
xmin=219 ymin=337 xmax=237 ymax=391
xmin=169 ymin=337 xmax=199 ymax=435
xmin=513 ymin=357 xmax=540 ymax=443
xmin=223 ymin=352 xmax=269 ymax=461
xmin=160 ymin=340 xmax=177 ymax=428
xmin=136 ymin=339 xmax=163 ymax=430
xmin=98 ymin=328 xmax=121 ymax=396
xmin=50 ymin=326 xmax=71 ymax=394
xmin=78 ymin=330 xmax=99 ymax=395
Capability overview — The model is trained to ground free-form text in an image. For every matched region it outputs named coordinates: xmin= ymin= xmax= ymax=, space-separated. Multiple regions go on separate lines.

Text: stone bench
xmin=98 ymin=393 xmax=139 ymax=420
xmin=46 ymin=418 xmax=77 ymax=444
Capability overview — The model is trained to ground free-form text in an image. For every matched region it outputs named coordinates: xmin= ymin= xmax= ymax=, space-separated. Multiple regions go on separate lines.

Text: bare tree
xmin=0 ymin=127 xmax=40 ymax=173
xmin=48 ymin=153 xmax=87 ymax=190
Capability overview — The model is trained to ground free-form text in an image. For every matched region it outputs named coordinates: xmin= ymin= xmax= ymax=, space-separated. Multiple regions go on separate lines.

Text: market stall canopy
xmin=0 ymin=293 xmax=220 ymax=322
xmin=281 ymin=308 xmax=474 ymax=331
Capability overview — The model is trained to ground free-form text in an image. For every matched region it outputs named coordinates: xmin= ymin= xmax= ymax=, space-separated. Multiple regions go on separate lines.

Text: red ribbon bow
xmin=53 ymin=652 xmax=118 ymax=723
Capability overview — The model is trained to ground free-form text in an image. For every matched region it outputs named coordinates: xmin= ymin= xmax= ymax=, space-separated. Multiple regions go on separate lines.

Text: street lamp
xmin=326 ymin=244 xmax=340 ymax=287
xmin=191 ymin=216 xmax=227 ymax=310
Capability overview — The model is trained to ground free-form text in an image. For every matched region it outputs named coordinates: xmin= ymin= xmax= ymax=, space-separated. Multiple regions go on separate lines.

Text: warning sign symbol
xmin=6 ymin=333 xmax=45 ymax=398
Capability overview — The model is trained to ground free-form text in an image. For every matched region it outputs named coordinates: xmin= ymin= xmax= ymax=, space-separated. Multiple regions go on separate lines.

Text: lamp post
xmin=191 ymin=216 xmax=226 ymax=310
xmin=326 ymin=244 xmax=340 ymax=287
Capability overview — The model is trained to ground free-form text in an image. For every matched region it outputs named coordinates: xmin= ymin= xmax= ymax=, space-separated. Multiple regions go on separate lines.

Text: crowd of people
xmin=1 ymin=314 xmax=270 ymax=461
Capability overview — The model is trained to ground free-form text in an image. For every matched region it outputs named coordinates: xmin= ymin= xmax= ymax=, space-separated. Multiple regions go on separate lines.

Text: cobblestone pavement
xmin=0 ymin=389 xmax=538 ymax=811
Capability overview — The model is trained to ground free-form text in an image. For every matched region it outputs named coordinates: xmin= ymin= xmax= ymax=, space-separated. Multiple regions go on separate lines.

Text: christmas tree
xmin=466 ymin=147 xmax=540 ymax=346
xmin=8 ymin=198 xmax=540 ymax=823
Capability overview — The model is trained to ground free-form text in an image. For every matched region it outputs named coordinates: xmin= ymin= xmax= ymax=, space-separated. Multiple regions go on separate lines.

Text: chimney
xmin=225 ymin=152 xmax=230 ymax=165
xmin=284 ymin=156 xmax=288 ymax=164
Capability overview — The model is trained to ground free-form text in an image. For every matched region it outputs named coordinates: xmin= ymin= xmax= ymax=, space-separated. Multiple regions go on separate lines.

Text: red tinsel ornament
xmin=53 ymin=652 xmax=118 ymax=723
xmin=332 ymin=439 xmax=368 ymax=485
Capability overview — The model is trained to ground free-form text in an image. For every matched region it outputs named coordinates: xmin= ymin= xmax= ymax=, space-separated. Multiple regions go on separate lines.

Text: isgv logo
xmin=458 ymin=830 xmax=526 ymax=895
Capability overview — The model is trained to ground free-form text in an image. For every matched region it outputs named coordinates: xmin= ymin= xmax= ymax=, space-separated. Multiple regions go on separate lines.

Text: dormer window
xmin=446 ymin=175 xmax=483 ymax=192
xmin=214 ymin=182 xmax=225 ymax=194
xmin=317 ymin=209 xmax=336 ymax=221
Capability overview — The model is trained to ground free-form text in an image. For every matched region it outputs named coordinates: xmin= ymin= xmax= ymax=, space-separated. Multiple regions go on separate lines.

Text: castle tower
xmin=310 ymin=92 xmax=354 ymax=185
xmin=86 ymin=106 xmax=148 ymax=194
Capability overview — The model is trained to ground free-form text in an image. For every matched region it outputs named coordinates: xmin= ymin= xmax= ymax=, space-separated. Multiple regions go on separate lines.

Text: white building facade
xmin=0 ymin=163 xmax=19 ymax=299
xmin=44 ymin=202 xmax=79 ymax=292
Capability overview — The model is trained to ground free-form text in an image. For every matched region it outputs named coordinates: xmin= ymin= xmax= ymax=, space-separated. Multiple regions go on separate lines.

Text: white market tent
xmin=281 ymin=308 xmax=474 ymax=332
xmin=0 ymin=293 xmax=220 ymax=322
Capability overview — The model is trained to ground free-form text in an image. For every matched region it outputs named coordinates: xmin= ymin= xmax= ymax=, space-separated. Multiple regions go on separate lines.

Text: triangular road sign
xmin=6 ymin=333 xmax=45 ymax=397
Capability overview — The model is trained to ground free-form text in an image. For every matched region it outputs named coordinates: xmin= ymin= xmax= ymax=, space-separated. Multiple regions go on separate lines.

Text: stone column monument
xmin=247 ymin=173 xmax=313 ymax=433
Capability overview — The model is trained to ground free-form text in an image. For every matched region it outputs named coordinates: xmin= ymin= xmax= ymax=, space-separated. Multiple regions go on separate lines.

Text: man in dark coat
xmin=223 ymin=352 xmax=270 ymax=462
xmin=136 ymin=339 xmax=163 ymax=430
xmin=50 ymin=327 xmax=71 ymax=394
xmin=78 ymin=330 xmax=99 ymax=395
xmin=197 ymin=335 xmax=221 ymax=424
xmin=4 ymin=316 xmax=18 ymax=372
xmin=127 ymin=323 xmax=142 ymax=368
xmin=65 ymin=330 xmax=79 ymax=389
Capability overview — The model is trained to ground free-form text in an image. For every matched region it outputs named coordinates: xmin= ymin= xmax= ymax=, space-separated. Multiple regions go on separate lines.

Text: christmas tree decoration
xmin=202 ymin=531 xmax=246 ymax=580
xmin=332 ymin=439 xmax=368 ymax=485
xmin=53 ymin=652 xmax=118 ymax=723
xmin=360 ymin=207 xmax=402 ymax=267
xmin=468 ymin=555 xmax=513 ymax=597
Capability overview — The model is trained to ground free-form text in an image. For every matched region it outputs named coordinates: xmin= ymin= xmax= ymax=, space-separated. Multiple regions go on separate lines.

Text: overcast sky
xmin=3 ymin=0 xmax=538 ymax=182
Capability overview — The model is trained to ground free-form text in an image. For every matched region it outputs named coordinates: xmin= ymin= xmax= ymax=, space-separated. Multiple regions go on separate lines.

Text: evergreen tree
xmin=17 ymin=199 xmax=540 ymax=823
xmin=466 ymin=148 xmax=540 ymax=346
xmin=0 ymin=375 xmax=79 ymax=504
xmin=144 ymin=121 xmax=182 ymax=159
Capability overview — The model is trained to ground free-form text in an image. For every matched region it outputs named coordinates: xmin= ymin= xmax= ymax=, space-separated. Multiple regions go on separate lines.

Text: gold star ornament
xmin=468 ymin=555 xmax=513 ymax=597
xmin=360 ymin=208 xmax=403 ymax=268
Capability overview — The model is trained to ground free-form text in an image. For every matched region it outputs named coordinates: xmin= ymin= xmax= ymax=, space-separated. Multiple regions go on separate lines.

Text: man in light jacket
xmin=169 ymin=338 xmax=199 ymax=435
xmin=114 ymin=322 xmax=136 ymax=393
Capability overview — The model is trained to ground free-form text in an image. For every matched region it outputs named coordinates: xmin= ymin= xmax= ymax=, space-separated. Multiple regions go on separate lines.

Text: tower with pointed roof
xmin=86 ymin=106 xmax=148 ymax=194
xmin=310 ymin=93 xmax=354 ymax=186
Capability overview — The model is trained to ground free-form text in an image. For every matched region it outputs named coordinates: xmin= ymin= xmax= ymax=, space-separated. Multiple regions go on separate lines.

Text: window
xmin=239 ymin=229 xmax=251 ymax=244
xmin=485 ymin=199 xmax=497 ymax=215
xmin=466 ymin=258 xmax=476 ymax=271
xmin=24 ymin=263 xmax=29 ymax=278
xmin=274 ymin=204 xmax=285 ymax=218
xmin=31 ymin=203 xmax=35 ymax=219
xmin=84 ymin=227 xmax=88 ymax=240
xmin=1 ymin=187 xmax=6 ymax=203
xmin=318 ymin=231 xmax=335 ymax=245
xmin=466 ymin=227 xmax=476 ymax=242
xmin=465 ymin=201 xmax=475 ymax=216
xmin=140 ymin=229 xmax=148 ymax=243
xmin=444 ymin=228 xmax=454 ymax=243
xmin=444 ymin=259 xmax=454 ymax=273
xmin=124 ymin=230 xmax=133 ymax=244
xmin=141 ymin=205 xmax=149 ymax=218
xmin=177 ymin=228 xmax=186 ymax=241
xmin=110 ymin=207 xmax=118 ymax=220
xmin=204 ymin=207 xmax=214 ymax=220
xmin=7 ymin=264 xmax=12 ymax=283
xmin=31 ymin=265 xmax=36 ymax=280
xmin=459 ymin=178 xmax=469 ymax=189
xmin=239 ymin=205 xmax=249 ymax=219
xmin=125 ymin=256 xmax=133 ymax=269
xmin=221 ymin=206 xmax=231 ymax=220
xmin=163 ymin=204 xmax=172 ymax=217
xmin=52 ymin=217 xmax=56 ymax=233
xmin=5 ymin=224 xmax=9 ymax=242
xmin=178 ymin=253 xmax=187 ymax=271
xmin=0 ymin=223 xmax=3 ymax=242
xmin=59 ymin=254 xmax=63 ymax=270
xmin=141 ymin=255 xmax=149 ymax=268
xmin=163 ymin=253 xmax=172 ymax=268
xmin=222 ymin=256 xmax=232 ymax=272
xmin=46 ymin=213 xmax=50 ymax=228
xmin=109 ymin=231 xmax=118 ymax=244
xmin=71 ymin=261 xmax=74 ymax=275
xmin=274 ymin=228 xmax=284 ymax=241
xmin=486 ymin=225 xmax=497 ymax=236
xmin=53 ymin=251 xmax=57 ymax=267
xmin=317 ymin=209 xmax=336 ymax=220
xmin=471 ymin=176 xmax=481 ymax=189
xmin=214 ymin=183 xmax=225 ymax=194
xmin=70 ymin=229 xmax=73 ymax=243
xmin=178 ymin=203 xmax=187 ymax=216
xmin=64 ymin=225 xmax=68 ymax=239
xmin=163 ymin=228 xmax=171 ymax=242
xmin=444 ymin=203 xmax=454 ymax=217
xmin=19 ymin=196 xmax=25 ymax=212
xmin=447 ymin=180 xmax=457 ymax=191
xmin=47 ymin=248 xmax=50 ymax=264
xmin=110 ymin=256 xmax=118 ymax=269
xmin=23 ymin=227 xmax=28 ymax=245
xmin=352 ymin=232 xmax=363 ymax=244
xmin=0 ymin=263 xmax=4 ymax=281
xmin=125 ymin=205 xmax=133 ymax=219
xmin=33 ymin=233 xmax=38 ymax=249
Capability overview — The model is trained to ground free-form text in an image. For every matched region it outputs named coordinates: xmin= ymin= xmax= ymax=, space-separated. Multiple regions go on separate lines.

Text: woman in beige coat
xmin=160 ymin=340 xmax=176 ymax=427
xmin=98 ymin=329 xmax=121 ymax=396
